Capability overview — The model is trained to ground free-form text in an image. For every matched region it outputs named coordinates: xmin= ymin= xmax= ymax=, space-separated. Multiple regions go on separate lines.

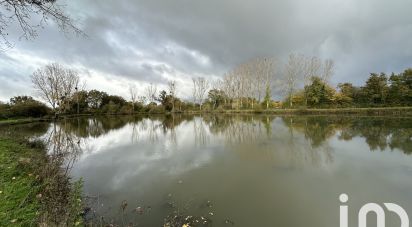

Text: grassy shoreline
xmin=0 ymin=137 xmax=42 ymax=226
xmin=0 ymin=135 xmax=83 ymax=226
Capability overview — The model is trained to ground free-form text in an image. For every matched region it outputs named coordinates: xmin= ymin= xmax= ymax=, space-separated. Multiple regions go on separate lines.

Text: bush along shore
xmin=0 ymin=132 xmax=83 ymax=226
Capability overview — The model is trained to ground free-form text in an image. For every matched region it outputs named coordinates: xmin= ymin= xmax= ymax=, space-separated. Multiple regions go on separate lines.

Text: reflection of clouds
xmin=68 ymin=115 xmax=339 ymax=192
xmin=80 ymin=124 xmax=137 ymax=159
xmin=31 ymin=116 xmax=412 ymax=226
xmin=72 ymin=119 xmax=216 ymax=191
xmin=42 ymin=116 xmax=406 ymax=198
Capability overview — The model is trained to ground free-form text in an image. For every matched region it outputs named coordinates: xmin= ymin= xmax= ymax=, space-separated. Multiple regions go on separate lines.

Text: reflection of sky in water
xmin=72 ymin=118 xmax=219 ymax=192
xmin=39 ymin=116 xmax=412 ymax=226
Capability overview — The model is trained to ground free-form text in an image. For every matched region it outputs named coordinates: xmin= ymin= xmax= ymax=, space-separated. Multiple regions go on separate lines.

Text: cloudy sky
xmin=0 ymin=0 xmax=411 ymax=102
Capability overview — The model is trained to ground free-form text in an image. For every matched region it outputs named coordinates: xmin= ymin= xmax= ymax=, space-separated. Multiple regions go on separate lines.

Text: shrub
xmin=0 ymin=103 xmax=11 ymax=119
xmin=214 ymin=105 xmax=225 ymax=113
xmin=148 ymin=105 xmax=165 ymax=114
xmin=101 ymin=101 xmax=120 ymax=114
xmin=0 ymin=97 xmax=50 ymax=119
xmin=10 ymin=101 xmax=50 ymax=118
xmin=119 ymin=105 xmax=133 ymax=114
xmin=144 ymin=102 xmax=158 ymax=113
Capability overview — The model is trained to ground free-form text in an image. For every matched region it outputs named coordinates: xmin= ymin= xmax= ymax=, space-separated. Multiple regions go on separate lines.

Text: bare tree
xmin=192 ymin=78 xmax=198 ymax=105
xmin=283 ymin=54 xmax=305 ymax=107
xmin=303 ymin=56 xmax=321 ymax=85
xmin=168 ymin=80 xmax=176 ymax=111
xmin=222 ymin=71 xmax=236 ymax=109
xmin=254 ymin=60 xmax=267 ymax=104
xmin=192 ymin=77 xmax=209 ymax=110
xmin=302 ymin=56 xmax=321 ymax=106
xmin=0 ymin=0 xmax=85 ymax=49
xmin=232 ymin=65 xmax=243 ymax=109
xmin=129 ymin=84 xmax=138 ymax=114
xmin=145 ymin=83 xmax=157 ymax=103
xmin=208 ymin=78 xmax=223 ymax=109
xmin=222 ymin=57 xmax=276 ymax=110
xmin=31 ymin=63 xmax=80 ymax=112
xmin=137 ymin=95 xmax=147 ymax=104
xmin=321 ymin=59 xmax=334 ymax=82
xmin=259 ymin=58 xmax=276 ymax=109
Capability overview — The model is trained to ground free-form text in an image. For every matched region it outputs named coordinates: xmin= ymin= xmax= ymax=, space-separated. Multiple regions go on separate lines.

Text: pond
xmin=11 ymin=115 xmax=412 ymax=226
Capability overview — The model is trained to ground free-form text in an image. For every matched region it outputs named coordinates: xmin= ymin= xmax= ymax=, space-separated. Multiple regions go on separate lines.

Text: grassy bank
xmin=0 ymin=135 xmax=83 ymax=226
xmin=0 ymin=138 xmax=42 ymax=226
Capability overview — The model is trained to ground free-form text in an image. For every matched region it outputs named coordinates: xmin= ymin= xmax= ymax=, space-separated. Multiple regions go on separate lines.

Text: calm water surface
xmin=13 ymin=115 xmax=412 ymax=226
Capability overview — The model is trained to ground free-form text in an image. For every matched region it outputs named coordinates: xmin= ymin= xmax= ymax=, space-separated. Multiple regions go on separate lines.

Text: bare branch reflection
xmin=193 ymin=116 xmax=209 ymax=147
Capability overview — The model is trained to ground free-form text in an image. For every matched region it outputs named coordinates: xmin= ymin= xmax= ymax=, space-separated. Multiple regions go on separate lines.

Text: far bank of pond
xmin=2 ymin=106 xmax=412 ymax=127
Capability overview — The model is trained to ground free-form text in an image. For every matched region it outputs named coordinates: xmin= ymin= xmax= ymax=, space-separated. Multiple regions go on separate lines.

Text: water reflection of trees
xmin=194 ymin=117 xmax=209 ymax=146
xmin=57 ymin=116 xmax=142 ymax=138
xmin=281 ymin=116 xmax=412 ymax=155
xmin=203 ymin=115 xmax=276 ymax=144
xmin=201 ymin=115 xmax=412 ymax=166
xmin=201 ymin=115 xmax=333 ymax=167
xmin=0 ymin=122 xmax=49 ymax=138
xmin=43 ymin=122 xmax=84 ymax=172
xmin=338 ymin=117 xmax=412 ymax=154
xmin=282 ymin=116 xmax=344 ymax=148
xmin=13 ymin=115 xmax=411 ymax=163
xmin=38 ymin=122 xmax=86 ymax=224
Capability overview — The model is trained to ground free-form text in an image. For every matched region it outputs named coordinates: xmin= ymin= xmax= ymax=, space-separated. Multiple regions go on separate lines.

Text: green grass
xmin=0 ymin=138 xmax=43 ymax=226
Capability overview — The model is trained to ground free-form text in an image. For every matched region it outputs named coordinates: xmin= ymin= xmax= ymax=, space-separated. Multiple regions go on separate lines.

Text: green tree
xmin=10 ymin=96 xmax=35 ymax=105
xmin=156 ymin=90 xmax=174 ymax=111
xmin=388 ymin=69 xmax=412 ymax=105
xmin=361 ymin=73 xmax=389 ymax=105
xmin=208 ymin=89 xmax=226 ymax=109
xmin=86 ymin=90 xmax=108 ymax=110
xmin=263 ymin=85 xmax=271 ymax=109
xmin=102 ymin=95 xmax=126 ymax=107
xmin=304 ymin=77 xmax=336 ymax=107
xmin=68 ymin=91 xmax=88 ymax=113
xmin=336 ymin=83 xmax=355 ymax=106
xmin=401 ymin=69 xmax=412 ymax=104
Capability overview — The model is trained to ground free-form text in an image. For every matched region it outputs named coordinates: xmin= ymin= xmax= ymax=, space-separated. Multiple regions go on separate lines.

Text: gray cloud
xmin=0 ymin=0 xmax=411 ymax=101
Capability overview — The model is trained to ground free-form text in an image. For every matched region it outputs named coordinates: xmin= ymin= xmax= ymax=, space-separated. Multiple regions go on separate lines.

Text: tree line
xmin=1 ymin=57 xmax=411 ymax=119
